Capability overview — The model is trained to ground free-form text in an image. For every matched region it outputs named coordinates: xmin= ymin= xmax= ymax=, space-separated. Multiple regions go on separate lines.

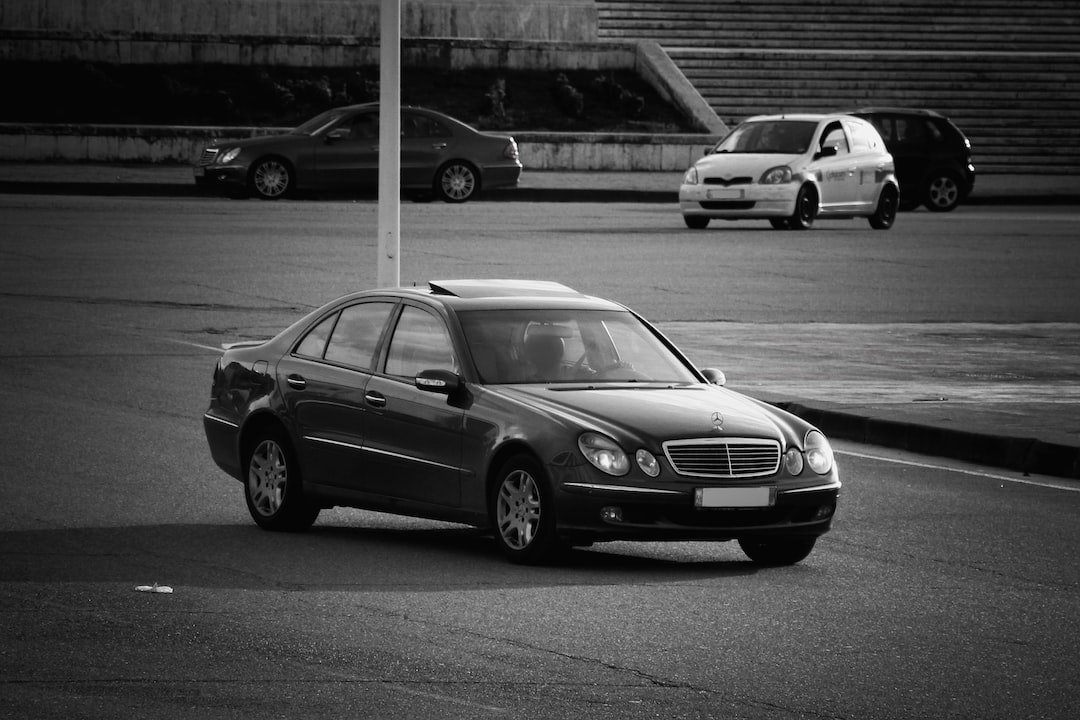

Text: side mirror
xmin=703 ymin=146 xmax=713 ymax=156
xmin=700 ymin=367 xmax=727 ymax=386
xmin=814 ymin=145 xmax=838 ymax=160
xmin=415 ymin=368 xmax=463 ymax=395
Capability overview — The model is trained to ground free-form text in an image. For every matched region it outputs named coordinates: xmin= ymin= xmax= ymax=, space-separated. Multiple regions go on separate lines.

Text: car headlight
xmin=218 ymin=147 xmax=242 ymax=164
xmin=784 ymin=446 xmax=805 ymax=476
xmin=759 ymin=166 xmax=793 ymax=184
xmin=683 ymin=166 xmax=699 ymax=185
xmin=636 ymin=449 xmax=660 ymax=478
xmin=804 ymin=430 xmax=835 ymax=475
xmin=578 ymin=432 xmax=630 ymax=476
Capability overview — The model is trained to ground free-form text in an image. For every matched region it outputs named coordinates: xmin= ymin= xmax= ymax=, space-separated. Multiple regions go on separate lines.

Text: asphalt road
xmin=1 ymin=194 xmax=1078 ymax=719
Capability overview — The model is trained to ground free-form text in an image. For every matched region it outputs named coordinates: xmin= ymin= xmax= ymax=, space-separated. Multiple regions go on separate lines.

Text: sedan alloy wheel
xmin=436 ymin=162 xmax=478 ymax=203
xmin=492 ymin=456 xmax=559 ymax=563
xmin=250 ymin=158 xmax=293 ymax=200
xmin=244 ymin=430 xmax=319 ymax=531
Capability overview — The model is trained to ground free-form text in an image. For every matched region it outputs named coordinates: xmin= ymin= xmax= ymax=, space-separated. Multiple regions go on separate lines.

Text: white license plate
xmin=706 ymin=188 xmax=743 ymax=200
xmin=695 ymin=486 xmax=774 ymax=508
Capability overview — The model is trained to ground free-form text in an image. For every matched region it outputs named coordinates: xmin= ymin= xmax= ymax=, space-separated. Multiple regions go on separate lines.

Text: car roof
xmin=741 ymin=113 xmax=861 ymax=123
xmin=845 ymin=107 xmax=948 ymax=118
xmin=342 ymin=280 xmax=626 ymax=312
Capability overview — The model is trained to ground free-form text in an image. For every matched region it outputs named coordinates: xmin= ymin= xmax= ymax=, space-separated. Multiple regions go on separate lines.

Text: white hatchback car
xmin=679 ymin=114 xmax=900 ymax=230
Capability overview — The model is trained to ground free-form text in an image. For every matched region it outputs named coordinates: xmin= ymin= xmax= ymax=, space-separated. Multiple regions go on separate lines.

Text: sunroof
xmin=428 ymin=279 xmax=583 ymax=299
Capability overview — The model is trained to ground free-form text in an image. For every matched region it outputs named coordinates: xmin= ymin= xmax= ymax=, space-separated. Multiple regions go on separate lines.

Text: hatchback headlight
xmin=683 ymin=166 xmax=699 ymax=185
xmin=579 ymin=432 xmax=630 ymax=476
xmin=804 ymin=430 xmax=835 ymax=475
xmin=759 ymin=166 xmax=793 ymax=184
xmin=218 ymin=147 xmax=242 ymax=164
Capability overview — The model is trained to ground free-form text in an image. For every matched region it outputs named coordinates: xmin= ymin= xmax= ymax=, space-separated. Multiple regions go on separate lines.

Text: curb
xmin=775 ymin=401 xmax=1080 ymax=480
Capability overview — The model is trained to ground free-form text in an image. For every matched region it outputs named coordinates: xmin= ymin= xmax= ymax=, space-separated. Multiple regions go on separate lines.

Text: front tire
xmin=249 ymin=158 xmax=293 ymax=200
xmin=789 ymin=185 xmax=818 ymax=230
xmin=684 ymin=215 xmax=709 ymax=229
xmin=244 ymin=428 xmax=320 ymax=531
xmin=738 ymin=535 xmax=817 ymax=566
xmin=435 ymin=161 xmax=479 ymax=203
xmin=490 ymin=454 xmax=561 ymax=564
xmin=869 ymin=184 xmax=899 ymax=229
xmin=924 ymin=171 xmax=961 ymax=212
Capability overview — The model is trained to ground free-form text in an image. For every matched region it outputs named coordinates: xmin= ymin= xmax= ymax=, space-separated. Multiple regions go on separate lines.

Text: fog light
xmin=814 ymin=504 xmax=834 ymax=520
xmin=600 ymin=506 xmax=623 ymax=523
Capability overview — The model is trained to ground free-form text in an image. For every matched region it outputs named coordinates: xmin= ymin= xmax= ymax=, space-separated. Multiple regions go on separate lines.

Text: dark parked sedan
xmin=203 ymin=280 xmax=840 ymax=565
xmin=193 ymin=103 xmax=522 ymax=202
xmin=848 ymin=107 xmax=975 ymax=212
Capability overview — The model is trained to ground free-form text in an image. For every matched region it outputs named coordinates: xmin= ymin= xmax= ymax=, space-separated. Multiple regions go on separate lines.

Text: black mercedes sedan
xmin=202 ymin=280 xmax=840 ymax=565
xmin=193 ymin=103 xmax=522 ymax=201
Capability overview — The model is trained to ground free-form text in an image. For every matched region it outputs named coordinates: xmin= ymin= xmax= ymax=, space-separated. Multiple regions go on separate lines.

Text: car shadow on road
xmin=0 ymin=520 xmax=774 ymax=593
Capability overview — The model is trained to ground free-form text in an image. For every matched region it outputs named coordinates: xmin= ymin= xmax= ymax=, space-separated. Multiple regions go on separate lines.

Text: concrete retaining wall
xmin=0 ymin=124 xmax=714 ymax=172
xmin=0 ymin=0 xmax=597 ymax=42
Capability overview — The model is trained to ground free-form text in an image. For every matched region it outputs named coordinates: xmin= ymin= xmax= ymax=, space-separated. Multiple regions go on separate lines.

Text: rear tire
xmin=738 ymin=535 xmax=817 ymax=566
xmin=244 ymin=427 xmax=320 ymax=531
xmin=435 ymin=161 xmax=479 ymax=203
xmin=769 ymin=218 xmax=791 ymax=230
xmin=924 ymin=171 xmax=961 ymax=212
xmin=869 ymin=184 xmax=899 ymax=229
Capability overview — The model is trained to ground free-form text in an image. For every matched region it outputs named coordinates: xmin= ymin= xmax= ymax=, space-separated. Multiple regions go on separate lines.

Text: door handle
xmin=431 ymin=142 xmax=447 ymax=150
xmin=365 ymin=391 xmax=387 ymax=408
xmin=286 ymin=374 xmax=306 ymax=390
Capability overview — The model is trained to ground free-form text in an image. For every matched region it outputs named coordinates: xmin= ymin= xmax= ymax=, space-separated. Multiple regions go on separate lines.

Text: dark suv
xmin=847 ymin=108 xmax=975 ymax=212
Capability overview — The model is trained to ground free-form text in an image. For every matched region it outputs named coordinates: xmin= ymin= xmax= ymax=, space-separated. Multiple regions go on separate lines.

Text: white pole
xmin=376 ymin=0 xmax=401 ymax=288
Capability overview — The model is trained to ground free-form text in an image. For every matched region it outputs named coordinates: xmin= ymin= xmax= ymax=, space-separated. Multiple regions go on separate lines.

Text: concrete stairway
xmin=597 ymin=0 xmax=1080 ymax=174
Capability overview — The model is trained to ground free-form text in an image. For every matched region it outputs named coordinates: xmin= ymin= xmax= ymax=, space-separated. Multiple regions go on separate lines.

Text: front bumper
xmin=550 ymin=466 xmax=840 ymax=543
xmin=679 ymin=183 xmax=799 ymax=219
xmin=193 ymin=164 xmax=248 ymax=191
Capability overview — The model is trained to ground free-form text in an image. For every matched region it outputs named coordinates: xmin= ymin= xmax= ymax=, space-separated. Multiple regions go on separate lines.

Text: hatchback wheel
xmin=769 ymin=218 xmax=791 ymax=230
xmin=869 ymin=184 xmax=899 ymax=229
xmin=435 ymin=161 xmax=479 ymax=203
xmin=244 ymin=428 xmax=319 ymax=531
xmin=491 ymin=455 xmax=561 ymax=564
xmin=249 ymin=158 xmax=293 ymax=200
xmin=924 ymin=172 xmax=961 ymax=212
xmin=788 ymin=185 xmax=818 ymax=230
xmin=684 ymin=215 xmax=709 ymax=229
xmin=738 ymin=535 xmax=817 ymax=566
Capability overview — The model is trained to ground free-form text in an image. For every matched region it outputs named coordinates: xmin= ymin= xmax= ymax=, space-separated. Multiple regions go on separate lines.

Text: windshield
xmin=292 ymin=109 xmax=350 ymax=136
xmin=457 ymin=309 xmax=699 ymax=384
xmin=713 ymin=120 xmax=817 ymax=154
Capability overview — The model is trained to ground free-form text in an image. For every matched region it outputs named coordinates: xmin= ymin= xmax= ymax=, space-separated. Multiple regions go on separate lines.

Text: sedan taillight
xmin=504 ymin=139 xmax=519 ymax=161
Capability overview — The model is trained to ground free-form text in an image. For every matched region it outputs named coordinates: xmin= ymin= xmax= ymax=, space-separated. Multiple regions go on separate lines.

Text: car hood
xmin=209 ymin=131 xmax=299 ymax=150
xmin=694 ymin=152 xmax=804 ymax=177
xmin=497 ymin=384 xmax=801 ymax=447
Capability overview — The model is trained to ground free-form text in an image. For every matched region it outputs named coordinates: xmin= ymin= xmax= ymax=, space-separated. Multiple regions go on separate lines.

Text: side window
xmin=341 ymin=112 xmax=379 ymax=140
xmin=402 ymin=113 xmax=452 ymax=139
xmin=846 ymin=121 xmax=876 ymax=152
xmin=820 ymin=122 xmax=850 ymax=155
xmin=295 ymin=313 xmax=339 ymax=359
xmin=323 ymin=302 xmax=395 ymax=370
xmin=385 ymin=306 xmax=457 ymax=378
xmin=926 ymin=119 xmax=946 ymax=144
xmin=896 ymin=117 xmax=928 ymax=145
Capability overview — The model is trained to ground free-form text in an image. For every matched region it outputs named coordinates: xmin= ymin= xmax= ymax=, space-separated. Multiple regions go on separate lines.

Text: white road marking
xmin=835 ymin=444 xmax=1080 ymax=492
